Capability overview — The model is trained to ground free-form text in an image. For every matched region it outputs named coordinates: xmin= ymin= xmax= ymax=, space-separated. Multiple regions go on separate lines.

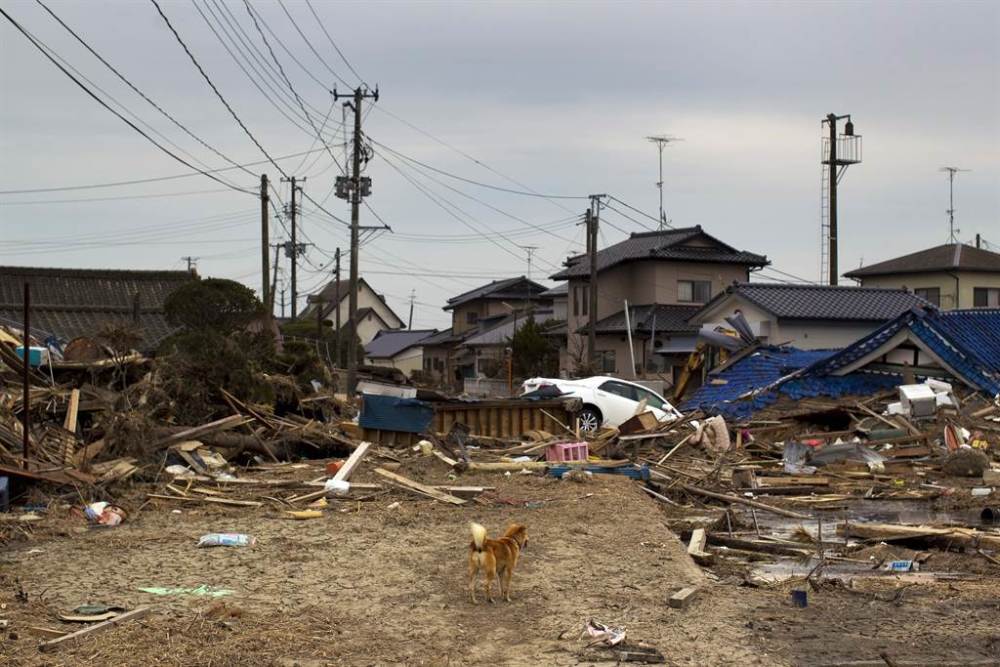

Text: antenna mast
xmin=645 ymin=135 xmax=682 ymax=230
xmin=940 ymin=166 xmax=970 ymax=243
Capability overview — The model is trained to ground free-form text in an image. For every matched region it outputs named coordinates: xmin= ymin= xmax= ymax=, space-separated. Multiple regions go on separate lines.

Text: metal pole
xmin=260 ymin=174 xmax=269 ymax=308
xmin=624 ymin=299 xmax=637 ymax=378
xmin=22 ymin=282 xmax=30 ymax=469
xmin=827 ymin=113 xmax=838 ymax=286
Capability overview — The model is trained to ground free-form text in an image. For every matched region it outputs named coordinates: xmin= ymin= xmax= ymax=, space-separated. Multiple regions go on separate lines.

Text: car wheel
xmin=578 ymin=406 xmax=602 ymax=434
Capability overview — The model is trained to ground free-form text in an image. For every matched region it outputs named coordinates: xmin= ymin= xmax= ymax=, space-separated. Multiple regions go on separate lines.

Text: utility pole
xmin=334 ymin=85 xmax=380 ymax=394
xmin=260 ymin=174 xmax=270 ymax=309
xmin=408 ymin=289 xmax=415 ymax=330
xmin=519 ymin=245 xmax=538 ymax=281
xmin=646 ymin=135 xmax=682 ymax=230
xmin=334 ymin=247 xmax=342 ymax=366
xmin=586 ymin=195 xmax=605 ymax=369
xmin=940 ymin=166 xmax=970 ymax=243
xmin=820 ymin=113 xmax=860 ymax=286
xmin=181 ymin=256 xmax=198 ymax=273
xmin=280 ymin=287 xmax=287 ymax=319
xmin=281 ymin=176 xmax=305 ymax=318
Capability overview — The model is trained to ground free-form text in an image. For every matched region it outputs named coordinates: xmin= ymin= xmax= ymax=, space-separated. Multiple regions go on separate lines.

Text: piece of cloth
xmin=693 ymin=415 xmax=731 ymax=454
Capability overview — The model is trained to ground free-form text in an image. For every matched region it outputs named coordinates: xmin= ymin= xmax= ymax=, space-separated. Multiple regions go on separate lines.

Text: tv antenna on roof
xmin=939 ymin=166 xmax=970 ymax=243
xmin=646 ymin=135 xmax=683 ymax=231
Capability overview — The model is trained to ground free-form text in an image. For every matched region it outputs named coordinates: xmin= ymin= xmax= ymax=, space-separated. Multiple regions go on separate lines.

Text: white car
xmin=521 ymin=376 xmax=684 ymax=433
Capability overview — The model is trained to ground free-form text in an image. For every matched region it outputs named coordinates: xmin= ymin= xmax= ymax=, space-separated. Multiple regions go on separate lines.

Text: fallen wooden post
xmin=373 ymin=467 xmax=466 ymax=505
xmin=147 ymin=494 xmax=262 ymax=508
xmin=843 ymin=522 xmax=1000 ymax=550
xmin=687 ymin=528 xmax=712 ymax=564
xmin=466 ymin=461 xmax=549 ymax=472
xmin=332 ymin=441 xmax=371 ymax=483
xmin=680 ymin=483 xmax=811 ymax=520
xmin=668 ymin=587 xmax=700 ymax=609
xmin=39 ymin=606 xmax=152 ymax=652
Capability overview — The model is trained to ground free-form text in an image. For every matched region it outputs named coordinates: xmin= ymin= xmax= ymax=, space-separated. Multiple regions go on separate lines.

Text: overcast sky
xmin=2 ymin=0 xmax=997 ymax=329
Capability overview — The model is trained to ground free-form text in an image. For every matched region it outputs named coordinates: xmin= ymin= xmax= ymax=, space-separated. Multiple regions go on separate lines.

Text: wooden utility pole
xmin=334 ymin=247 xmax=342 ymax=367
xmin=334 ymin=86 xmax=379 ymax=394
xmin=260 ymin=174 xmax=270 ymax=309
xmin=283 ymin=176 xmax=301 ymax=318
xmin=408 ymin=289 xmax=415 ymax=330
xmin=586 ymin=201 xmax=600 ymax=369
xmin=22 ymin=282 xmax=30 ymax=468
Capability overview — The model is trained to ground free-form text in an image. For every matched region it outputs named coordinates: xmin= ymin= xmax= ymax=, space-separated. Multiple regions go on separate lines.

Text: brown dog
xmin=468 ymin=522 xmax=528 ymax=603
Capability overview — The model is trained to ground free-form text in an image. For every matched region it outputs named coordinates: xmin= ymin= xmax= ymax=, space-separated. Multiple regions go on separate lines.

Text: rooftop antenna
xmin=646 ymin=135 xmax=683 ymax=230
xmin=518 ymin=245 xmax=539 ymax=280
xmin=939 ymin=166 xmax=970 ymax=243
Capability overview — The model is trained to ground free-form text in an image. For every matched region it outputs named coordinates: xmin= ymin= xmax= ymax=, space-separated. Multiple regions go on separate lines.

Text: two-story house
xmin=550 ymin=225 xmax=768 ymax=381
xmin=421 ymin=276 xmax=551 ymax=386
xmin=844 ymin=241 xmax=1000 ymax=309
xmin=300 ymin=277 xmax=405 ymax=346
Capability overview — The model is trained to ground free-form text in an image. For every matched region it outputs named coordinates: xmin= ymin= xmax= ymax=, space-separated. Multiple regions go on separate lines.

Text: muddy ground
xmin=2 ymin=459 xmax=999 ymax=666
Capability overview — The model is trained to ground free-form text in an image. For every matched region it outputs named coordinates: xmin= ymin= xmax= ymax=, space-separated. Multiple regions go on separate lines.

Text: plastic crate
xmin=545 ymin=441 xmax=588 ymax=463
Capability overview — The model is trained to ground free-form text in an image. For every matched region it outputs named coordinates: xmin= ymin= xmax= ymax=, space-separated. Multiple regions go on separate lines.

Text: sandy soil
xmin=2 ymin=458 xmax=999 ymax=666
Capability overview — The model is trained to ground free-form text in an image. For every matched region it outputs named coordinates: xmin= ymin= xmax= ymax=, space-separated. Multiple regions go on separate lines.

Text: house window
xmin=597 ymin=350 xmax=616 ymax=373
xmin=466 ymin=310 xmax=479 ymax=325
xmin=678 ymin=280 xmax=712 ymax=303
xmin=973 ymin=287 xmax=1000 ymax=308
xmin=574 ymin=286 xmax=589 ymax=316
xmin=914 ymin=287 xmax=941 ymax=307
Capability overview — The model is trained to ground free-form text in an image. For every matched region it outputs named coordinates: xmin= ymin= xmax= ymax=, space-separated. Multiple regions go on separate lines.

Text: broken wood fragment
xmin=373 ymin=467 xmax=466 ymax=505
xmin=38 ymin=606 xmax=152 ymax=652
xmin=668 ymin=587 xmax=700 ymax=609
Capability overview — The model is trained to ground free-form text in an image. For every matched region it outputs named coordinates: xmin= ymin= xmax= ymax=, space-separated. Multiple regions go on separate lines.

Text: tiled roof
xmin=579 ymin=304 xmax=703 ymax=336
xmin=682 ymin=346 xmax=899 ymax=420
xmin=695 ymin=282 xmax=930 ymax=322
xmin=844 ymin=243 xmax=1000 ymax=278
xmin=462 ymin=309 xmax=556 ymax=347
xmin=0 ymin=265 xmax=196 ymax=349
xmin=808 ymin=307 xmax=1000 ymax=395
xmin=418 ymin=327 xmax=462 ymax=347
xmin=550 ymin=226 xmax=768 ymax=280
xmin=538 ymin=283 xmax=568 ymax=297
xmin=364 ymin=329 xmax=438 ymax=359
xmin=444 ymin=277 xmax=549 ymax=310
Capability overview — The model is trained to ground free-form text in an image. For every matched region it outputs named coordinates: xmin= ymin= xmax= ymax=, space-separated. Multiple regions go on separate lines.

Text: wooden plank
xmin=333 ymin=441 xmax=371 ymax=483
xmin=146 ymin=494 xmax=262 ymax=508
xmin=757 ymin=476 xmax=830 ymax=487
xmin=680 ymin=483 xmax=811 ymax=520
xmin=373 ymin=467 xmax=466 ymax=505
xmin=39 ymin=606 xmax=152 ymax=652
xmin=687 ymin=528 xmax=712 ymax=564
xmin=153 ymin=415 xmax=249 ymax=450
xmin=668 ymin=587 xmax=700 ymax=609
xmin=62 ymin=388 xmax=80 ymax=432
xmin=432 ymin=450 xmax=458 ymax=467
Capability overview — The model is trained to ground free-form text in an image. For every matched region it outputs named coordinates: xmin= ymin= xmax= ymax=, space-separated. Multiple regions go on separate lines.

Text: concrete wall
xmin=856 ymin=271 xmax=1000 ymax=310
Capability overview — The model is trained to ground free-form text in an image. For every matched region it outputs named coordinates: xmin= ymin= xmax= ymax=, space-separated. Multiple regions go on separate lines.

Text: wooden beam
xmin=38 ymin=606 xmax=152 ymax=652
xmin=680 ymin=483 xmax=811 ymax=520
xmin=332 ymin=441 xmax=371 ymax=483
xmin=373 ymin=467 xmax=466 ymax=505
xmin=668 ymin=587 xmax=700 ymax=609
xmin=62 ymin=388 xmax=80 ymax=432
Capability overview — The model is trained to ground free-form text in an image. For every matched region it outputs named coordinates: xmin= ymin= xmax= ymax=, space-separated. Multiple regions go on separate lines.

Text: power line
xmin=0 ymin=145 xmax=329 ymax=195
xmin=34 ymin=0 xmax=264 ymax=189
xmin=0 ymin=187 xmax=236 ymax=206
xmin=371 ymin=139 xmax=587 ymax=200
xmin=275 ymin=0 xmax=353 ymax=88
xmin=151 ymin=0 xmax=288 ymax=179
xmin=0 ymin=5 xmax=254 ymax=196
xmin=303 ymin=0 xmax=366 ymax=85
xmin=240 ymin=0 xmax=346 ymax=176
xmin=606 ymin=196 xmax=666 ymax=228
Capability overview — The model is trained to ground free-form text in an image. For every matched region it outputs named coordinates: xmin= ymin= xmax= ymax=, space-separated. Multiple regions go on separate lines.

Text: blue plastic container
xmin=15 ymin=346 xmax=47 ymax=366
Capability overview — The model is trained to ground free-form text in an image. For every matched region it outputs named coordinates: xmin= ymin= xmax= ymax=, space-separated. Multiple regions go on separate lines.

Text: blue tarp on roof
xmin=810 ymin=307 xmax=1000 ymax=396
xmin=359 ymin=394 xmax=434 ymax=434
xmin=687 ymin=307 xmax=1000 ymax=420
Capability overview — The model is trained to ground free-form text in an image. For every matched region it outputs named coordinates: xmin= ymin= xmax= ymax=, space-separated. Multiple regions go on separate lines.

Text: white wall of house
xmin=691 ymin=296 xmax=886 ymax=350
xmin=366 ymin=345 xmax=425 ymax=377
xmin=322 ymin=282 xmax=404 ymax=344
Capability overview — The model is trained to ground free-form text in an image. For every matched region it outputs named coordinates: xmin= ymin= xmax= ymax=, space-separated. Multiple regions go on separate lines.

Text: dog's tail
xmin=470 ymin=522 xmax=487 ymax=551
